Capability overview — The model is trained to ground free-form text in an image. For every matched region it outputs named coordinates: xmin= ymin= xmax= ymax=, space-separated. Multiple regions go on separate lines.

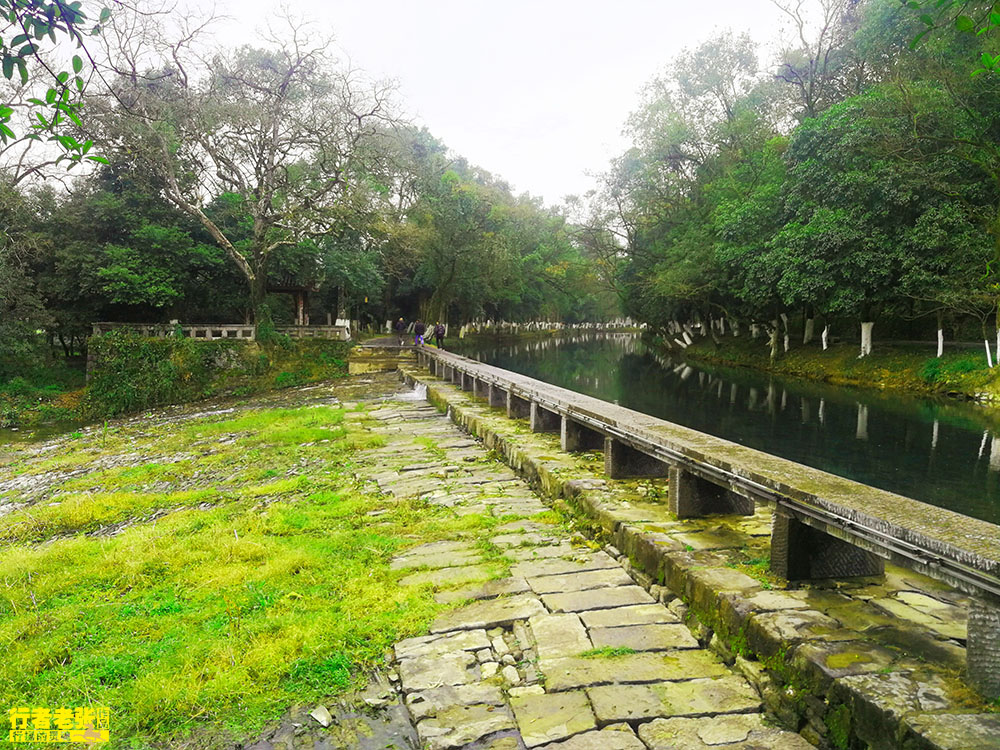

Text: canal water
xmin=455 ymin=333 xmax=1000 ymax=525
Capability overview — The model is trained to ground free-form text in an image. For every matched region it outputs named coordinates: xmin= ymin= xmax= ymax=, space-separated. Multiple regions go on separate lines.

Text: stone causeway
xmin=363 ymin=396 xmax=814 ymax=750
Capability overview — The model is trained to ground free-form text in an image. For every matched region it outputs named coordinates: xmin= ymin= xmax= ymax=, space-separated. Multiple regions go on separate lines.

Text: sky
xmin=212 ymin=1 xmax=794 ymax=206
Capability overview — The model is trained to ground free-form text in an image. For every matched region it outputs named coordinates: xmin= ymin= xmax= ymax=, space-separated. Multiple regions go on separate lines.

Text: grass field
xmin=0 ymin=391 xmax=502 ymax=748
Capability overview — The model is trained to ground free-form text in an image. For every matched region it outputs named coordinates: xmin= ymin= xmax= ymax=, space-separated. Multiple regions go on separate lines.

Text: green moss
xmin=825 ymin=704 xmax=853 ymax=750
xmin=579 ymin=647 xmax=638 ymax=658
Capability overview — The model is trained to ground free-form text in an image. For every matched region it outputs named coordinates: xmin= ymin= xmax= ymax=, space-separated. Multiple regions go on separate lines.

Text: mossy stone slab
xmin=527 ymin=568 xmax=635 ymax=595
xmin=416 ymin=704 xmax=517 ymax=750
xmin=638 ymin=715 xmax=814 ymax=749
xmin=539 ymin=650 xmax=729 ymax=692
xmin=430 ymin=594 xmax=546 ymax=633
xmin=588 ymin=623 xmax=698 ymax=652
xmin=542 ymin=586 xmax=655 ymax=613
xmin=510 ymin=691 xmax=596 ymax=748
xmin=586 ymin=676 xmax=761 ymax=723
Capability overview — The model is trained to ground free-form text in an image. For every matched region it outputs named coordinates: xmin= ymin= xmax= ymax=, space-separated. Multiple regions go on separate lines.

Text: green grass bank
xmin=1 ymin=332 xmax=354 ymax=430
xmin=670 ymin=336 xmax=1000 ymax=402
xmin=0 ymin=384 xmax=514 ymax=748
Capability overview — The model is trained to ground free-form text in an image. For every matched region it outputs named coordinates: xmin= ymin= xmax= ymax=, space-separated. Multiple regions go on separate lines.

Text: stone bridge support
xmin=530 ymin=403 xmax=561 ymax=433
xmin=507 ymin=392 xmax=531 ymax=420
xmin=488 ymin=384 xmax=507 ymax=409
xmin=604 ymin=438 xmax=669 ymax=479
xmin=668 ymin=467 xmax=754 ymax=518
xmin=968 ymin=597 xmax=1000 ymax=700
xmin=561 ymin=417 xmax=604 ymax=452
xmin=769 ymin=512 xmax=884 ymax=580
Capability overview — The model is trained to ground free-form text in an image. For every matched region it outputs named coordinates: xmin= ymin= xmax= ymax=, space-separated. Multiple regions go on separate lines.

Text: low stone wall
xmin=403 ymin=365 xmax=1000 ymax=750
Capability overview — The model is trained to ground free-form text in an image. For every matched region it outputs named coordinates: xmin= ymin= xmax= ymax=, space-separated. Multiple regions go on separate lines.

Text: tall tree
xmin=94 ymin=15 xmax=398 ymax=326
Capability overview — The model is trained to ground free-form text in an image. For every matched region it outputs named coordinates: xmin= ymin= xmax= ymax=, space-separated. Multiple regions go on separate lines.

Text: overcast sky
xmin=214 ymin=1 xmax=792 ymax=206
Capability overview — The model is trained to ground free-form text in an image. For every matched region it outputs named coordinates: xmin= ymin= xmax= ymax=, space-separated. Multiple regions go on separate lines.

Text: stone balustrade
xmin=414 ymin=346 xmax=1000 ymax=699
xmin=91 ymin=322 xmax=350 ymax=341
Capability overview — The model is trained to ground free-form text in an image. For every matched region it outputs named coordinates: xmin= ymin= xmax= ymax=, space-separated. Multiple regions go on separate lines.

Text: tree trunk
xmin=803 ymin=317 xmax=815 ymax=345
xmin=936 ymin=309 xmax=944 ymax=358
xmin=768 ymin=324 xmax=779 ymax=364
xmin=821 ymin=324 xmax=829 ymax=351
xmin=859 ymin=321 xmax=874 ymax=358
xmin=250 ymin=271 xmax=268 ymax=332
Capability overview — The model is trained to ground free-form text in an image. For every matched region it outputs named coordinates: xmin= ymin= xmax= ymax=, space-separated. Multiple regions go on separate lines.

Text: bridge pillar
xmin=459 ymin=371 xmax=473 ymax=391
xmin=968 ymin=596 xmax=1000 ymax=700
xmin=530 ymin=403 xmax=561 ymax=433
xmin=605 ymin=438 xmax=669 ymax=479
xmin=488 ymin=384 xmax=507 ymax=408
xmin=770 ymin=511 xmax=884 ymax=580
xmin=561 ymin=417 xmax=604 ymax=452
xmin=471 ymin=377 xmax=482 ymax=398
xmin=668 ymin=467 xmax=754 ymax=518
xmin=507 ymin=392 xmax=531 ymax=420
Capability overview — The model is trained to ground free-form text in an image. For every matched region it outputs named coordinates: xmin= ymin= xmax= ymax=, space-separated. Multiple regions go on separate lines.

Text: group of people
xmin=395 ymin=318 xmax=445 ymax=349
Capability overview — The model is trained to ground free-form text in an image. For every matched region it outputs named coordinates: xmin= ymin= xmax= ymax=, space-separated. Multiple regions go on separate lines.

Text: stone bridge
xmin=411 ymin=346 xmax=1000 ymax=703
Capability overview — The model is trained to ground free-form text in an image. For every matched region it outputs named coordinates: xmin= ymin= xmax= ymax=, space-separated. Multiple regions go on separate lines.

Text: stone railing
xmin=91 ymin=322 xmax=350 ymax=341
xmin=413 ymin=346 xmax=1000 ymax=699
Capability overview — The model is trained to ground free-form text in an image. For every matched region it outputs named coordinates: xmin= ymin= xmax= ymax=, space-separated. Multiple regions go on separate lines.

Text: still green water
xmin=455 ymin=333 xmax=1000 ymax=525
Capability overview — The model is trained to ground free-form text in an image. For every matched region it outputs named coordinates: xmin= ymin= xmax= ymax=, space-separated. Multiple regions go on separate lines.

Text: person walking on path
xmin=394 ymin=317 xmax=406 ymax=346
xmin=414 ymin=320 xmax=426 ymax=346
xmin=433 ymin=322 xmax=446 ymax=350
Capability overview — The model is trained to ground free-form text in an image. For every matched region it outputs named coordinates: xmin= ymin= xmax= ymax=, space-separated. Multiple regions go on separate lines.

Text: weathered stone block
xmin=527 ymin=568 xmax=634 ymax=595
xmin=586 ymin=676 xmax=761 ymax=723
xmin=638 ymin=714 xmax=814 ymax=750
xmin=578 ymin=604 xmax=679 ymax=629
xmin=538 ymin=727 xmax=645 ymax=750
xmin=539 ymin=651 xmax=729 ymax=692
xmin=541 ymin=586 xmax=654 ymax=613
xmin=416 ymin=704 xmax=516 ymax=750
xmin=429 ymin=594 xmax=546 ymax=633
xmin=589 ymin=623 xmax=699 ymax=651
xmin=510 ymin=691 xmax=596 ymax=748
xmin=529 ymin=613 xmax=592 ymax=660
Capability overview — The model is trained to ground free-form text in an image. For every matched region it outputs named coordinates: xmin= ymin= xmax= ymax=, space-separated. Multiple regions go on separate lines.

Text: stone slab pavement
xmin=362 ymin=393 xmax=813 ymax=750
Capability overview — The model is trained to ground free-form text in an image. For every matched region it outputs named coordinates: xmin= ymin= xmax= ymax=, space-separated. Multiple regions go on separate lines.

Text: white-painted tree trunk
xmin=986 ymin=339 xmax=994 ymax=369
xmin=682 ymin=331 xmax=693 ymax=346
xmin=803 ymin=318 xmax=815 ymax=345
xmin=936 ymin=329 xmax=944 ymax=358
xmin=818 ymin=398 xmax=826 ymax=425
xmin=751 ymin=324 xmax=760 ymax=339
xmin=673 ymin=338 xmax=688 ymax=349
xmin=931 ymin=419 xmax=939 ymax=451
xmin=781 ymin=389 xmax=788 ymax=410
xmin=991 ymin=436 xmax=1000 ymax=472
xmin=859 ymin=321 xmax=874 ymax=357
xmin=856 ymin=404 xmax=869 ymax=441
xmin=821 ymin=325 xmax=829 ymax=351
xmin=730 ymin=383 xmax=738 ymax=404
xmin=731 ymin=319 xmax=739 ymax=337
xmin=768 ymin=326 xmax=779 ymax=362
xmin=679 ymin=366 xmax=693 ymax=381
xmin=995 ymin=329 xmax=999 ymax=366
xmin=979 ymin=430 xmax=990 ymax=459
xmin=748 ymin=387 xmax=758 ymax=409
xmin=783 ymin=334 xmax=790 ymax=353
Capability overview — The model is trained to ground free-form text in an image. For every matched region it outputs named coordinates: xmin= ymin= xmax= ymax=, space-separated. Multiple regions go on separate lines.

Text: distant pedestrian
xmin=434 ymin=322 xmax=445 ymax=350
xmin=394 ymin=317 xmax=406 ymax=346
xmin=414 ymin=320 xmax=426 ymax=346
